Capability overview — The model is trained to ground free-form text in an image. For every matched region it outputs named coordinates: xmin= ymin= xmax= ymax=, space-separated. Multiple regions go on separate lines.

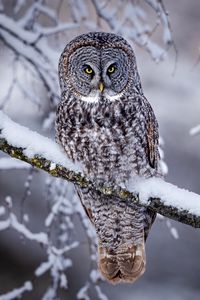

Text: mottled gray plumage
xmin=56 ymin=32 xmax=161 ymax=283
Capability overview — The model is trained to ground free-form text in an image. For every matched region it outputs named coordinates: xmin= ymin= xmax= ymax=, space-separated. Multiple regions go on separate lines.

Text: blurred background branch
xmin=0 ymin=0 xmax=173 ymax=122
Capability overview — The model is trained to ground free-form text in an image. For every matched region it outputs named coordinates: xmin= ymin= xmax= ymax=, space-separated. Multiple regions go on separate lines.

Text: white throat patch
xmin=106 ymin=93 xmax=123 ymax=101
xmin=80 ymin=92 xmax=122 ymax=103
xmin=80 ymin=94 xmax=99 ymax=103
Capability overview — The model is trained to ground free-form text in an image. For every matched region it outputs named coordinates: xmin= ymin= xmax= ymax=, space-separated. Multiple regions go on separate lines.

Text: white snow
xmin=170 ymin=227 xmax=179 ymax=239
xmin=49 ymin=162 xmax=56 ymax=171
xmin=0 ymin=281 xmax=32 ymax=300
xmin=0 ymin=206 xmax=6 ymax=216
xmin=35 ymin=260 xmax=53 ymax=277
xmin=14 ymin=0 xmax=26 ymax=14
xmin=0 ymin=14 xmax=37 ymax=44
xmin=42 ymin=112 xmax=55 ymax=131
xmin=0 ymin=219 xmax=10 ymax=231
xmin=45 ymin=198 xmax=64 ymax=227
xmin=60 ymin=273 xmax=68 ymax=289
xmin=52 ymin=242 xmax=79 ymax=256
xmin=159 ymin=160 xmax=168 ymax=175
xmin=95 ymin=286 xmax=108 ymax=300
xmin=39 ymin=22 xmax=79 ymax=36
xmin=35 ymin=242 xmax=76 ymax=277
xmin=166 ymin=220 xmax=179 ymax=239
xmin=0 ymin=157 xmax=29 ymax=169
xmin=190 ymin=124 xmax=200 ymax=136
xmin=90 ymin=269 xmax=102 ymax=283
xmin=9 ymin=213 xmax=48 ymax=243
xmin=0 ymin=111 xmax=83 ymax=174
xmin=77 ymin=284 xmax=90 ymax=300
xmin=0 ymin=212 xmax=48 ymax=244
xmin=158 ymin=144 xmax=168 ymax=175
xmin=127 ymin=177 xmax=200 ymax=216
xmin=23 ymin=214 xmax=29 ymax=223
xmin=41 ymin=287 xmax=56 ymax=300
xmin=5 ymin=196 xmax=12 ymax=208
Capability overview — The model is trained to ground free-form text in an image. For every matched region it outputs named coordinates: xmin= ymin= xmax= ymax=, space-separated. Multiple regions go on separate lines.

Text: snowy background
xmin=0 ymin=0 xmax=200 ymax=299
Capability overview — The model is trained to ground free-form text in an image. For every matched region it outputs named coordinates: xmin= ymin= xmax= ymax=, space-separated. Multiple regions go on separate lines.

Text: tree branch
xmin=0 ymin=111 xmax=200 ymax=228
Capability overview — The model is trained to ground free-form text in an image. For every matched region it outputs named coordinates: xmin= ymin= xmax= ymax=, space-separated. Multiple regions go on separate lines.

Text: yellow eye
xmin=84 ymin=66 xmax=93 ymax=74
xmin=107 ymin=65 xmax=116 ymax=74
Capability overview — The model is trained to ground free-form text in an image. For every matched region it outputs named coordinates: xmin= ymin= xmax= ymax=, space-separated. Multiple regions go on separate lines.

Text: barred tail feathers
xmin=98 ymin=239 xmax=146 ymax=284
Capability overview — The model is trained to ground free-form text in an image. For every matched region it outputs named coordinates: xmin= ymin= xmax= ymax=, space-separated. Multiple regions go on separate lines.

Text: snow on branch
xmin=0 ymin=111 xmax=200 ymax=228
xmin=0 ymin=157 xmax=30 ymax=170
xmin=0 ymin=281 xmax=33 ymax=300
xmin=0 ymin=211 xmax=48 ymax=243
xmin=190 ymin=124 xmax=200 ymax=136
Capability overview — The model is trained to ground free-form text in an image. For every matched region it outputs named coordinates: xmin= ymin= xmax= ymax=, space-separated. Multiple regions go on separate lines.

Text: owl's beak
xmin=99 ymin=82 xmax=104 ymax=93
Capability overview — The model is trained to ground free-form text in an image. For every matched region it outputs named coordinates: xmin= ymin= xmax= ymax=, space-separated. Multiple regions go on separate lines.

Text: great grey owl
xmin=55 ymin=32 xmax=161 ymax=283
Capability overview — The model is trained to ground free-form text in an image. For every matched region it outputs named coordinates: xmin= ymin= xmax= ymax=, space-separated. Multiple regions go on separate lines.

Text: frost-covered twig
xmin=0 ymin=0 xmax=175 ymax=131
xmin=0 ymin=211 xmax=48 ymax=244
xmin=0 ymin=180 xmax=81 ymax=299
xmin=0 ymin=8 xmax=78 ymax=108
xmin=91 ymin=0 xmax=174 ymax=61
xmin=0 ymin=281 xmax=33 ymax=300
xmin=190 ymin=124 xmax=200 ymax=136
xmin=1 ymin=111 xmax=200 ymax=228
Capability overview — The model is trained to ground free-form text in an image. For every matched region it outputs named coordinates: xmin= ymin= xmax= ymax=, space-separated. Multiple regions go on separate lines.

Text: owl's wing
xmin=144 ymin=118 xmax=158 ymax=239
xmin=144 ymin=207 xmax=156 ymax=241
xmin=144 ymin=106 xmax=159 ymax=239
xmin=75 ymin=186 xmax=94 ymax=224
xmin=146 ymin=111 xmax=159 ymax=169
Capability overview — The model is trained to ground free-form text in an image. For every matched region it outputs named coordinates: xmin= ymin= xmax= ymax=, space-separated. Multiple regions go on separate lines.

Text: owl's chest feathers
xmin=58 ymin=98 xmax=145 ymax=181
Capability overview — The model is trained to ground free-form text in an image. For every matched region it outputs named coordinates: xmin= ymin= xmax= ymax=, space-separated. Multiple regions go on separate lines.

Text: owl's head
xmin=59 ymin=32 xmax=143 ymax=103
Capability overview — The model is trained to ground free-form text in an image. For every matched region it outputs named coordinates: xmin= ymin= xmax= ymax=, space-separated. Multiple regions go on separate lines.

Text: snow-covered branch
xmin=0 ymin=281 xmax=33 ymax=300
xmin=0 ymin=111 xmax=200 ymax=228
xmin=0 ymin=211 xmax=48 ymax=243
